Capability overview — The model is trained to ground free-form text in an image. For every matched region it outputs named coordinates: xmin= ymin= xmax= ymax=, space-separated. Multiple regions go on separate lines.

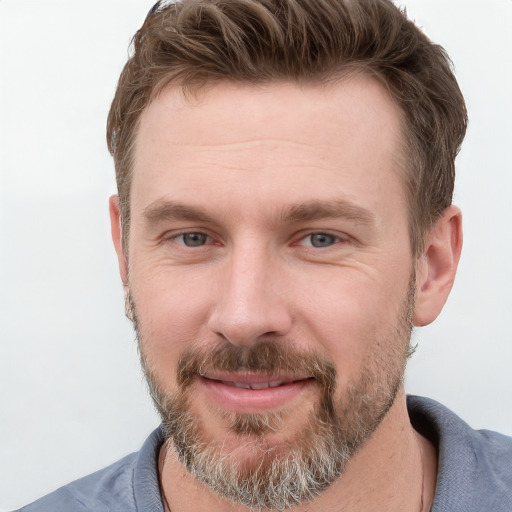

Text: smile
xmin=203 ymin=376 xmax=307 ymax=390
xmin=199 ymin=373 xmax=314 ymax=412
xmin=213 ymin=380 xmax=288 ymax=389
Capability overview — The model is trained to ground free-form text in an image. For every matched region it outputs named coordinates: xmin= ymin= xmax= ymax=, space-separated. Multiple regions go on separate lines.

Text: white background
xmin=1 ymin=1 xmax=511 ymax=510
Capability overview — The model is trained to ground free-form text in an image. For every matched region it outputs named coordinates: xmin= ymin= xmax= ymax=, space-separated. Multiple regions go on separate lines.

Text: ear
xmin=413 ymin=206 xmax=463 ymax=327
xmin=109 ymin=195 xmax=129 ymax=287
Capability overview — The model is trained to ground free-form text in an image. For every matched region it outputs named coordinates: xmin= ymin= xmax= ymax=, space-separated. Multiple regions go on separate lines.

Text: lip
xmin=199 ymin=372 xmax=313 ymax=413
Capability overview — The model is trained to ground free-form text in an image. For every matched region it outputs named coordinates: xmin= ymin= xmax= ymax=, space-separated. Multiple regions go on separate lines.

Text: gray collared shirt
xmin=14 ymin=396 xmax=512 ymax=512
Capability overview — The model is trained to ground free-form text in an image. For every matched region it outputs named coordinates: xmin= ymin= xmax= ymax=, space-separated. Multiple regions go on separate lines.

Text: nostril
xmin=207 ymin=297 xmax=293 ymax=347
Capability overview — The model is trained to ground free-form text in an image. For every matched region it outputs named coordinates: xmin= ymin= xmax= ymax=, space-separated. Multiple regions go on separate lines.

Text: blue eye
xmin=307 ymin=233 xmax=338 ymax=248
xmin=178 ymin=233 xmax=208 ymax=247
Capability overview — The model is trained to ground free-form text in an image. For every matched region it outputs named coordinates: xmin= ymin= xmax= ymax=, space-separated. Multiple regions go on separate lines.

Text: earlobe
xmin=109 ymin=195 xmax=129 ymax=287
xmin=413 ymin=206 xmax=463 ymax=327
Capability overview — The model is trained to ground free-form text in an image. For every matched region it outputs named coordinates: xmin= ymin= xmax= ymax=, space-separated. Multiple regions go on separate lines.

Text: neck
xmin=159 ymin=392 xmax=437 ymax=512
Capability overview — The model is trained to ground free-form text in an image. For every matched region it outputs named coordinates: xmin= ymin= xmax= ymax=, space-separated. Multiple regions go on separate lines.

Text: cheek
xmin=300 ymin=287 xmax=376 ymax=369
xmin=130 ymin=266 xmax=214 ymax=384
xmin=295 ymin=268 xmax=409 ymax=384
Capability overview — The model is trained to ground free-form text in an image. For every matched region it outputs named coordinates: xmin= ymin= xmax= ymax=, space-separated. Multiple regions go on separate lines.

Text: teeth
xmin=227 ymin=381 xmax=285 ymax=389
xmin=250 ymin=382 xmax=270 ymax=390
xmin=233 ymin=382 xmax=251 ymax=389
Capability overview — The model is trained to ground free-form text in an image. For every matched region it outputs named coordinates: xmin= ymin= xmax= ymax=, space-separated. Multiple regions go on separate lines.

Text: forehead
xmin=131 ymin=77 xmax=407 ymax=222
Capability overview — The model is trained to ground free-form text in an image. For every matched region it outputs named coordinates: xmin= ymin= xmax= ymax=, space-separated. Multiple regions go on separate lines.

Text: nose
xmin=207 ymin=246 xmax=293 ymax=347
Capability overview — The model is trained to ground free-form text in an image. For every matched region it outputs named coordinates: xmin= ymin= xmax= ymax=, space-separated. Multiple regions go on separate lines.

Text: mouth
xmin=199 ymin=372 xmax=314 ymax=413
xmin=216 ymin=380 xmax=289 ymax=390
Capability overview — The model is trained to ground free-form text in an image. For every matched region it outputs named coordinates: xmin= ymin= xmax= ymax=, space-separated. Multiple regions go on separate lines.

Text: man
xmin=15 ymin=0 xmax=511 ymax=511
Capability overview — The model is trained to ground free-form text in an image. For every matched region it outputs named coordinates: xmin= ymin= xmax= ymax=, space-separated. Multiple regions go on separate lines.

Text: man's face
xmin=121 ymin=77 xmax=416 ymax=508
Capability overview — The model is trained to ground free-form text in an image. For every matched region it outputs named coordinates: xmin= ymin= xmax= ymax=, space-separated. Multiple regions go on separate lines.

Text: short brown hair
xmin=107 ymin=0 xmax=467 ymax=256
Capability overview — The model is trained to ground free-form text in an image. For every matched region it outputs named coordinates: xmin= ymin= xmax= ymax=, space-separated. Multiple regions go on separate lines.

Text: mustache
xmin=176 ymin=341 xmax=337 ymax=397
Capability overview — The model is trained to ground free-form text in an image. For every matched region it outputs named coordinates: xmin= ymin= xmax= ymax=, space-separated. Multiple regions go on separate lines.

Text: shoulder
xmin=13 ymin=453 xmax=138 ymax=512
xmin=13 ymin=427 xmax=165 ymax=512
xmin=407 ymin=395 xmax=512 ymax=512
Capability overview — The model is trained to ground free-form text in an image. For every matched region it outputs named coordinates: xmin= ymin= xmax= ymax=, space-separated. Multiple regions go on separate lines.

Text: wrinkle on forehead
xmin=136 ymin=77 xmax=405 ymax=149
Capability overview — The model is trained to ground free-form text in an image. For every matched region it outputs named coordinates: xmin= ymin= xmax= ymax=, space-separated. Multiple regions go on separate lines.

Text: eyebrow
xmin=143 ymin=201 xmax=216 ymax=224
xmin=142 ymin=198 xmax=375 ymax=226
xmin=279 ymin=199 xmax=375 ymax=226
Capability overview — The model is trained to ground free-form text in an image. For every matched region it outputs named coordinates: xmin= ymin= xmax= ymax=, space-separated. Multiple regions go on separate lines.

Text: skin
xmin=110 ymin=76 xmax=462 ymax=511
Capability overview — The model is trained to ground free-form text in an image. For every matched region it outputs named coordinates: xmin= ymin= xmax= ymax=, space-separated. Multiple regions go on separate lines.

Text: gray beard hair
xmin=131 ymin=274 xmax=415 ymax=511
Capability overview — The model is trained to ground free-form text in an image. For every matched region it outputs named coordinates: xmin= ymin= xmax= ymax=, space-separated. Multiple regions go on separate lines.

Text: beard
xmin=129 ymin=275 xmax=415 ymax=511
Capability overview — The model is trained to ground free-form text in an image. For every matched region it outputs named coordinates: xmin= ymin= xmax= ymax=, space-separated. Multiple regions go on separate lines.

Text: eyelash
xmin=297 ymin=232 xmax=344 ymax=248
xmin=168 ymin=231 xmax=214 ymax=247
